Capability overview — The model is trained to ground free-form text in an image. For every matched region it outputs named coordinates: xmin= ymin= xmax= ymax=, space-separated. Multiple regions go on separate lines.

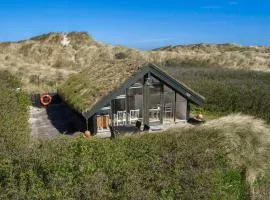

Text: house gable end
xmin=82 ymin=65 xmax=151 ymax=119
xmin=148 ymin=64 xmax=205 ymax=105
xmin=82 ymin=64 xmax=205 ymax=120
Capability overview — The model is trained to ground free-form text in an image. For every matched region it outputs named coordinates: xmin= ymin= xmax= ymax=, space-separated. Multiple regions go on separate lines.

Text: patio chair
xmin=164 ymin=103 xmax=173 ymax=119
xmin=129 ymin=109 xmax=140 ymax=124
xmin=114 ymin=111 xmax=127 ymax=126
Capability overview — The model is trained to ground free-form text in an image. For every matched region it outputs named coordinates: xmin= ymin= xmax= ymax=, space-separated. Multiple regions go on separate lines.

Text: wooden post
xmin=110 ymin=100 xmax=115 ymax=138
xmin=186 ymin=101 xmax=190 ymax=120
xmin=174 ymin=91 xmax=176 ymax=123
xmin=125 ymin=89 xmax=129 ymax=125
xmin=111 ymin=100 xmax=115 ymax=126
xmin=160 ymin=84 xmax=164 ymax=125
xmin=108 ymin=101 xmax=113 ymax=127
xmin=93 ymin=115 xmax=97 ymax=135
xmin=143 ymin=74 xmax=149 ymax=128
xmin=85 ymin=118 xmax=89 ymax=130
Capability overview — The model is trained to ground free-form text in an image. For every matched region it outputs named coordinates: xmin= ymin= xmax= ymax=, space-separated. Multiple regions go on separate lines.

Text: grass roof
xmin=58 ymin=59 xmax=146 ymax=113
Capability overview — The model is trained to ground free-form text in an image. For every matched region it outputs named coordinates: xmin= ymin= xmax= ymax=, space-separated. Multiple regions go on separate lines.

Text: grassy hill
xmin=0 ymin=32 xmax=144 ymax=92
xmin=153 ymin=43 xmax=270 ymax=70
xmin=0 ymin=32 xmax=269 ymax=92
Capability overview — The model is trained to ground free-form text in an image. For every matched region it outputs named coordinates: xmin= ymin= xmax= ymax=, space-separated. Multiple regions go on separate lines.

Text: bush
xmin=4 ymin=113 xmax=269 ymax=199
xmin=115 ymin=52 xmax=128 ymax=59
xmin=0 ymin=127 xmax=251 ymax=199
xmin=0 ymin=71 xmax=30 ymax=152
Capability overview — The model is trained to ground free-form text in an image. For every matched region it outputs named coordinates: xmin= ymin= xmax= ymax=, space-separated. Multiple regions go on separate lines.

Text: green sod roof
xmin=58 ymin=59 xmax=146 ymax=113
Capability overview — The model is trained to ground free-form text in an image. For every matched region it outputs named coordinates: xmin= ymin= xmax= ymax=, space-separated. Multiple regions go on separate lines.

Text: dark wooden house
xmin=58 ymin=60 xmax=205 ymax=136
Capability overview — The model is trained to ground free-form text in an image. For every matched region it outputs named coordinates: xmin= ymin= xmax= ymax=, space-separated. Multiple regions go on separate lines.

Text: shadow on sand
xmin=31 ymin=93 xmax=86 ymax=136
xmin=45 ymin=104 xmax=86 ymax=136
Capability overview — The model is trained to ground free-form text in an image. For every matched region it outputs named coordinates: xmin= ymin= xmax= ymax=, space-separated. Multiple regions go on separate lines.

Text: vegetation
xmin=58 ymin=59 xmax=145 ymax=112
xmin=0 ymin=71 xmax=30 ymax=157
xmin=2 ymin=108 xmax=270 ymax=199
xmin=152 ymin=43 xmax=270 ymax=71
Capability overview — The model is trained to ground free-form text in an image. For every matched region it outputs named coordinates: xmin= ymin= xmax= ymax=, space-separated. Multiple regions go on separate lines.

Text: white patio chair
xmin=129 ymin=109 xmax=140 ymax=124
xmin=164 ymin=103 xmax=173 ymax=119
xmin=116 ymin=111 xmax=127 ymax=126
xmin=163 ymin=103 xmax=173 ymax=123
xmin=149 ymin=107 xmax=160 ymax=121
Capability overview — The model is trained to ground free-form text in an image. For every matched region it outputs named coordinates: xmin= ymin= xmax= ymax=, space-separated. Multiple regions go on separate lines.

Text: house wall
xmin=175 ymin=93 xmax=187 ymax=121
xmin=90 ymin=73 xmax=194 ymax=134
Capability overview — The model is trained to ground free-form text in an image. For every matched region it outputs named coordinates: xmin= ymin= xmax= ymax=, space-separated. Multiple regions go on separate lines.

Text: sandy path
xmin=29 ymin=104 xmax=85 ymax=139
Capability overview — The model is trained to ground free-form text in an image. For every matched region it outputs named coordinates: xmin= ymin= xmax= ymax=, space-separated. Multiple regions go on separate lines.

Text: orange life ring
xmin=40 ymin=94 xmax=52 ymax=106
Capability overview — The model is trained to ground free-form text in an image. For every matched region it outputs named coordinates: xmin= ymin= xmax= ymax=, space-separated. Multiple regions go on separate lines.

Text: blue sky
xmin=0 ymin=0 xmax=270 ymax=49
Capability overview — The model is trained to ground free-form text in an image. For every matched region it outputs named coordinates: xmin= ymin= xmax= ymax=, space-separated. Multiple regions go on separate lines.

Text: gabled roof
xmin=58 ymin=60 xmax=205 ymax=119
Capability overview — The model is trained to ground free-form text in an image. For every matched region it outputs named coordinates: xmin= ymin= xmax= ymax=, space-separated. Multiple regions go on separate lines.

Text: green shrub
xmin=0 ymin=71 xmax=30 ymax=157
xmin=115 ymin=52 xmax=128 ymax=59
xmin=2 ymin=118 xmax=263 ymax=199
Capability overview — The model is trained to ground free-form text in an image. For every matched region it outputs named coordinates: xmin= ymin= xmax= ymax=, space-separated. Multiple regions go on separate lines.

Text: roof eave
xmin=148 ymin=63 xmax=205 ymax=105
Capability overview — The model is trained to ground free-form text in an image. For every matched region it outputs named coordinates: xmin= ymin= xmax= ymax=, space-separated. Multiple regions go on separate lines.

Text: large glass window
xmin=111 ymin=80 xmax=143 ymax=127
xmin=127 ymin=81 xmax=143 ymax=125
xmin=148 ymin=76 xmax=162 ymax=126
xmin=112 ymin=93 xmax=127 ymax=126
xmin=163 ymin=85 xmax=175 ymax=124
